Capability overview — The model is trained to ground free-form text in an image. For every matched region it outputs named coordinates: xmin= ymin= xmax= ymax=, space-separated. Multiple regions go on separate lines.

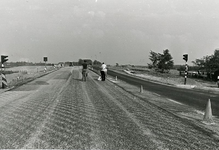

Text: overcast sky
xmin=0 ymin=0 xmax=219 ymax=65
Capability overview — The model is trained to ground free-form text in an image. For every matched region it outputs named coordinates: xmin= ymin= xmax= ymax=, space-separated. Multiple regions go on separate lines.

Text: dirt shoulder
xmin=0 ymin=66 xmax=58 ymax=94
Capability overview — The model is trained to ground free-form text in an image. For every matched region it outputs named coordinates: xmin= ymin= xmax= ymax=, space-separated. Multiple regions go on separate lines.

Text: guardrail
xmin=179 ymin=71 xmax=214 ymax=81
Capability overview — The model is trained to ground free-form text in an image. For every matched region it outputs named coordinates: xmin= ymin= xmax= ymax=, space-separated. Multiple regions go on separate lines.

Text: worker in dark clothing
xmin=82 ymin=60 xmax=88 ymax=81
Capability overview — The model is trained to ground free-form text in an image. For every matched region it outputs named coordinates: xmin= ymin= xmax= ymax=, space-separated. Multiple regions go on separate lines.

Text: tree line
xmin=3 ymin=61 xmax=55 ymax=67
xmin=148 ymin=49 xmax=219 ymax=73
xmin=75 ymin=59 xmax=101 ymax=66
xmin=192 ymin=49 xmax=219 ymax=72
xmin=147 ymin=48 xmax=219 ymax=81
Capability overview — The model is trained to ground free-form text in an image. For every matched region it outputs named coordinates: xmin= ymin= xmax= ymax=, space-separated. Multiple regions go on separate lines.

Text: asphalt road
xmin=107 ymin=69 xmax=219 ymax=118
xmin=0 ymin=67 xmax=219 ymax=149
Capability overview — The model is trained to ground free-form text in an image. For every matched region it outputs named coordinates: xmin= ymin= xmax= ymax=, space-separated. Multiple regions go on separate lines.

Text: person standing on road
xmin=82 ymin=60 xmax=88 ymax=81
xmin=100 ymin=62 xmax=107 ymax=81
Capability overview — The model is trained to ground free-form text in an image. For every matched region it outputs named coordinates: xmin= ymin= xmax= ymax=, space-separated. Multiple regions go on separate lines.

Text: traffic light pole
xmin=43 ymin=57 xmax=48 ymax=72
xmin=184 ymin=70 xmax=187 ymax=85
xmin=1 ymin=64 xmax=2 ymax=88
xmin=1 ymin=55 xmax=8 ymax=89
xmin=183 ymin=54 xmax=188 ymax=85
xmin=44 ymin=62 xmax=47 ymax=72
xmin=184 ymin=63 xmax=188 ymax=85
xmin=1 ymin=64 xmax=7 ymax=89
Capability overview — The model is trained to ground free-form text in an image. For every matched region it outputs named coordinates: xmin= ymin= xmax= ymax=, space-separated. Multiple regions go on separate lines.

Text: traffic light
xmin=1 ymin=55 xmax=8 ymax=64
xmin=43 ymin=57 xmax=48 ymax=62
xmin=183 ymin=54 xmax=188 ymax=62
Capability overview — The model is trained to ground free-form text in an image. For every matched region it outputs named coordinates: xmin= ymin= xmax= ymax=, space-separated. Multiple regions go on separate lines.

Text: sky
xmin=0 ymin=0 xmax=219 ymax=65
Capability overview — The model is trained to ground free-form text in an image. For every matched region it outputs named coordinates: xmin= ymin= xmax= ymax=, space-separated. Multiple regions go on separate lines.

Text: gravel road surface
xmin=0 ymin=67 xmax=218 ymax=149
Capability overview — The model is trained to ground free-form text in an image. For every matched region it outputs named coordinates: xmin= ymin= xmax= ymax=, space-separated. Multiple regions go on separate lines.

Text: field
xmin=0 ymin=66 xmax=57 ymax=88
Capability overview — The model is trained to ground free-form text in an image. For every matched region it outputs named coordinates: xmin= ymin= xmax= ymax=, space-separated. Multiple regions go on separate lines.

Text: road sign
xmin=44 ymin=57 xmax=48 ymax=62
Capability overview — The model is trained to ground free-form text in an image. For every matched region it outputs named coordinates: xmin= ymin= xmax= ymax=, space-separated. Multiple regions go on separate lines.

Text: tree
xmin=209 ymin=50 xmax=219 ymax=70
xmin=148 ymin=49 xmax=174 ymax=73
xmin=78 ymin=59 xmax=93 ymax=65
xmin=192 ymin=49 xmax=219 ymax=72
xmin=78 ymin=59 xmax=84 ymax=65
xmin=84 ymin=59 xmax=93 ymax=65
xmin=192 ymin=58 xmax=205 ymax=68
xmin=148 ymin=50 xmax=160 ymax=68
xmin=191 ymin=49 xmax=219 ymax=80
xmin=93 ymin=60 xmax=101 ymax=65
xmin=73 ymin=61 xmax=79 ymax=66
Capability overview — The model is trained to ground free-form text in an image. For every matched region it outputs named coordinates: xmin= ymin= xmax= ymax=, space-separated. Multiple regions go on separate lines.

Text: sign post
xmin=43 ymin=57 xmax=48 ymax=72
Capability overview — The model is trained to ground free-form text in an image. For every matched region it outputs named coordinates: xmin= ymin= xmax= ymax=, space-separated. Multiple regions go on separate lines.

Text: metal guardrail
xmin=179 ymin=71 xmax=213 ymax=80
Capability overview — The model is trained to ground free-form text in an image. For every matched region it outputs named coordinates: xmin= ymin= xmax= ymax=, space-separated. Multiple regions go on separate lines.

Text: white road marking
xmin=167 ymin=98 xmax=183 ymax=105
xmin=153 ymin=93 xmax=160 ymax=97
xmin=195 ymin=110 xmax=205 ymax=115
xmin=107 ymin=78 xmax=119 ymax=83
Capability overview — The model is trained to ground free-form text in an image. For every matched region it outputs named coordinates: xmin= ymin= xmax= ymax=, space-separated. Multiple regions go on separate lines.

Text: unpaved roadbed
xmin=0 ymin=67 xmax=219 ymax=149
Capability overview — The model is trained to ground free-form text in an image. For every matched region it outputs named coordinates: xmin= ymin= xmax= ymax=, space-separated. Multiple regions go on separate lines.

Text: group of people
xmin=81 ymin=60 xmax=107 ymax=81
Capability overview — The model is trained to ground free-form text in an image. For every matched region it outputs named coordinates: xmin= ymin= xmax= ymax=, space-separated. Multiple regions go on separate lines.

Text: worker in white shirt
xmin=100 ymin=62 xmax=107 ymax=81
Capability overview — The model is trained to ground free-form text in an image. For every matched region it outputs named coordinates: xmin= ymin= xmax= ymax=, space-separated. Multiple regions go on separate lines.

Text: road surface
xmin=107 ymin=69 xmax=219 ymax=118
xmin=0 ymin=67 xmax=218 ymax=149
